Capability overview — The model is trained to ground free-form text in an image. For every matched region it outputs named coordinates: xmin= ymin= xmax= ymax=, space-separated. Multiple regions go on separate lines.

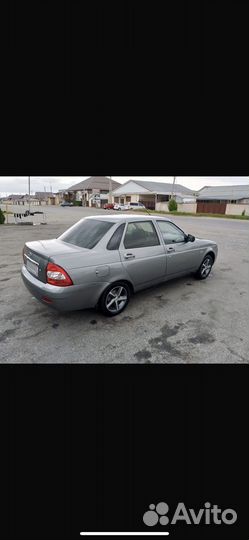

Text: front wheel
xmin=195 ymin=254 xmax=214 ymax=280
xmin=99 ymin=282 xmax=131 ymax=317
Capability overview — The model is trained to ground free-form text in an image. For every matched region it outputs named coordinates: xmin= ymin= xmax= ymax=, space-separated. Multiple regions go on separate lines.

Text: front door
xmin=119 ymin=220 xmax=166 ymax=286
xmin=155 ymin=220 xmax=201 ymax=275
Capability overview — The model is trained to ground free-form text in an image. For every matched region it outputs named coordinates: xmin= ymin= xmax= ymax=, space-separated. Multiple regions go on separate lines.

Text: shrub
xmin=242 ymin=209 xmax=246 ymax=216
xmin=0 ymin=208 xmax=6 ymax=224
xmin=168 ymin=198 xmax=178 ymax=212
xmin=73 ymin=200 xmax=82 ymax=206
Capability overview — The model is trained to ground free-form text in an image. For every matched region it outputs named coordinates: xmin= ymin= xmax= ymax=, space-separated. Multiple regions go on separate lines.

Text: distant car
xmin=114 ymin=203 xmax=129 ymax=211
xmin=103 ymin=203 xmax=114 ymax=210
xmin=21 ymin=215 xmax=218 ymax=317
xmin=127 ymin=202 xmax=146 ymax=210
xmin=61 ymin=201 xmax=74 ymax=207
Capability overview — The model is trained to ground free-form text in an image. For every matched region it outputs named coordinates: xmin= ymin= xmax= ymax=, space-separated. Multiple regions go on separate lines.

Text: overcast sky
xmin=0 ymin=176 xmax=248 ymax=195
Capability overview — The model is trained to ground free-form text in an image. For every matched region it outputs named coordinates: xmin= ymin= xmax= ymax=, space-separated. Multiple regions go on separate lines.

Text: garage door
xmin=197 ymin=202 xmax=227 ymax=214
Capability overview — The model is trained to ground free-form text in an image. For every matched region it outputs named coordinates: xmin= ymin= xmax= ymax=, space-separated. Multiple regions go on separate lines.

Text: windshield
xmin=59 ymin=219 xmax=114 ymax=249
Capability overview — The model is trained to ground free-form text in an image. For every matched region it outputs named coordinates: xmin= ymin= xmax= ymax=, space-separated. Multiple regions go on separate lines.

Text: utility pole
xmin=28 ymin=176 xmax=31 ymax=213
xmin=109 ymin=176 xmax=112 ymax=204
xmin=172 ymin=176 xmax=176 ymax=199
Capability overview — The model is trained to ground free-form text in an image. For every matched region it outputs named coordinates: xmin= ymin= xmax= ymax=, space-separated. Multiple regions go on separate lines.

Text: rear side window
xmin=107 ymin=223 xmax=125 ymax=250
xmin=124 ymin=221 xmax=160 ymax=249
xmin=59 ymin=219 xmax=114 ymax=249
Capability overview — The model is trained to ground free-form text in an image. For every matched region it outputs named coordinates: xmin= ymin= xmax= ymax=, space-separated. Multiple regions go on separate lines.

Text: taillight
xmin=46 ymin=263 xmax=73 ymax=287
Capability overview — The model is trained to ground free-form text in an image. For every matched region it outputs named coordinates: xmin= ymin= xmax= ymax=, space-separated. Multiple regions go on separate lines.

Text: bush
xmin=168 ymin=198 xmax=178 ymax=212
xmin=242 ymin=209 xmax=246 ymax=216
xmin=73 ymin=201 xmax=82 ymax=206
xmin=0 ymin=208 xmax=5 ymax=224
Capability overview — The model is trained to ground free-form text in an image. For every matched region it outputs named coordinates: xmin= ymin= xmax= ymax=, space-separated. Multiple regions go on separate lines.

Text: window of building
xmin=157 ymin=195 xmax=169 ymax=202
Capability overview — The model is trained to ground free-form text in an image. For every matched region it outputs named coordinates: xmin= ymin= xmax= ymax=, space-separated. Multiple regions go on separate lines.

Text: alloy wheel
xmin=105 ymin=286 xmax=128 ymax=314
xmin=201 ymin=258 xmax=212 ymax=278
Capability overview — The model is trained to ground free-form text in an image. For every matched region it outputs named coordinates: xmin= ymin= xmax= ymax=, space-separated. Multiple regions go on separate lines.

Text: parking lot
xmin=1 ymin=205 xmax=249 ymax=363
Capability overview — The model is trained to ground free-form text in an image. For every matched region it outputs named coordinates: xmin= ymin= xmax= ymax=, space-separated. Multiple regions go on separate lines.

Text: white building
xmin=112 ymin=179 xmax=195 ymax=211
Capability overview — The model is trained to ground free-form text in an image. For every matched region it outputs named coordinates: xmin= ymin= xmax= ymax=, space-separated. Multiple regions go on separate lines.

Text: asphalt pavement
xmin=0 ymin=206 xmax=248 ymax=363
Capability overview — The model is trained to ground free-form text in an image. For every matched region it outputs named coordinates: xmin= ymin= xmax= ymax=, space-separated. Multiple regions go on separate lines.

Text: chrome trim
xmin=24 ymin=253 xmax=39 ymax=266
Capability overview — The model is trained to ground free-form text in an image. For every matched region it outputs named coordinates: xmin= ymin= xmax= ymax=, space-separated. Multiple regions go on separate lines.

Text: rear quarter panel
xmin=51 ymin=249 xmax=125 ymax=287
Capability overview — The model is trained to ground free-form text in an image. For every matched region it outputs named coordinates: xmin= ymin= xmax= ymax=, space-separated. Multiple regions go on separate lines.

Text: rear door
xmin=119 ymin=220 xmax=166 ymax=286
xmin=155 ymin=220 xmax=201 ymax=275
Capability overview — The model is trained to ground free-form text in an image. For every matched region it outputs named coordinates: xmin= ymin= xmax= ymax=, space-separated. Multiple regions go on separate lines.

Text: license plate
xmin=26 ymin=259 xmax=39 ymax=277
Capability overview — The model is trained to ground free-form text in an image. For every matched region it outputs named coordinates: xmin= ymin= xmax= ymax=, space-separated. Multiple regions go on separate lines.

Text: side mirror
xmin=188 ymin=234 xmax=195 ymax=242
xmin=185 ymin=234 xmax=195 ymax=243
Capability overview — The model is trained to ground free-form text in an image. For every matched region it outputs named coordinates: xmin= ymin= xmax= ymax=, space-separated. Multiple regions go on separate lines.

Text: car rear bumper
xmin=21 ymin=265 xmax=108 ymax=312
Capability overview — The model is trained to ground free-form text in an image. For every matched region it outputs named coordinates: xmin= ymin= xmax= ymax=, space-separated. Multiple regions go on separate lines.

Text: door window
xmin=157 ymin=221 xmax=186 ymax=245
xmin=124 ymin=221 xmax=160 ymax=249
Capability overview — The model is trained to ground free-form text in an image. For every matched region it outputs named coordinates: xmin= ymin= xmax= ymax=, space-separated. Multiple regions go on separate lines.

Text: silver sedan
xmin=21 ymin=215 xmax=218 ymax=316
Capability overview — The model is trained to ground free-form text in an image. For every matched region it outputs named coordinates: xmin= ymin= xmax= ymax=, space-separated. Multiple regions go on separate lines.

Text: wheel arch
xmin=98 ymin=279 xmax=134 ymax=305
xmin=205 ymin=249 xmax=216 ymax=262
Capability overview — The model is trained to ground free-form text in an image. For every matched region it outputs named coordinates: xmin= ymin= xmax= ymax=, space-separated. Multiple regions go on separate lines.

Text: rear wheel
xmin=99 ymin=282 xmax=131 ymax=317
xmin=195 ymin=254 xmax=214 ymax=280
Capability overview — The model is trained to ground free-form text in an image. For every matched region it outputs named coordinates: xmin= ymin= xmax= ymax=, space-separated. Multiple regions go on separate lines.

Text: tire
xmin=195 ymin=254 xmax=214 ymax=280
xmin=99 ymin=282 xmax=131 ymax=317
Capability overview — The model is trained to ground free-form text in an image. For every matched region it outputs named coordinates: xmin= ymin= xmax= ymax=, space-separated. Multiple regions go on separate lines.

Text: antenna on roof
xmin=142 ymin=201 xmax=153 ymax=216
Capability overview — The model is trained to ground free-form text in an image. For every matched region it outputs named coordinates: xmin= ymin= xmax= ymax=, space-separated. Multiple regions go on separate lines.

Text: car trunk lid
xmin=23 ymin=239 xmax=88 ymax=283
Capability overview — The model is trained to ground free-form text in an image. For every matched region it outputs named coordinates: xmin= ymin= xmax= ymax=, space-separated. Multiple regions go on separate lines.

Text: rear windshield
xmin=59 ymin=219 xmax=114 ymax=249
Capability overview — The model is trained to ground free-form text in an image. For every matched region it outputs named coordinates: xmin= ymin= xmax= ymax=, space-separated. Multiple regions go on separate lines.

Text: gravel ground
xmin=0 ymin=206 xmax=249 ymax=363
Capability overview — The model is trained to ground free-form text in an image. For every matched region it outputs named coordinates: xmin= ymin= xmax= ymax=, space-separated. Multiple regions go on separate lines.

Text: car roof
xmin=84 ymin=214 xmax=172 ymax=223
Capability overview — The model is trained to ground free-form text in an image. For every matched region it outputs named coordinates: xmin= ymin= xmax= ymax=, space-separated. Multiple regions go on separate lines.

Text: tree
xmin=168 ymin=198 xmax=178 ymax=212
xmin=0 ymin=208 xmax=6 ymax=224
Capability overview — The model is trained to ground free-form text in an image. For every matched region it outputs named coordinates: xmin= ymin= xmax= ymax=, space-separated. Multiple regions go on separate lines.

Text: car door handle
xmin=124 ymin=253 xmax=135 ymax=260
xmin=167 ymin=247 xmax=175 ymax=252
